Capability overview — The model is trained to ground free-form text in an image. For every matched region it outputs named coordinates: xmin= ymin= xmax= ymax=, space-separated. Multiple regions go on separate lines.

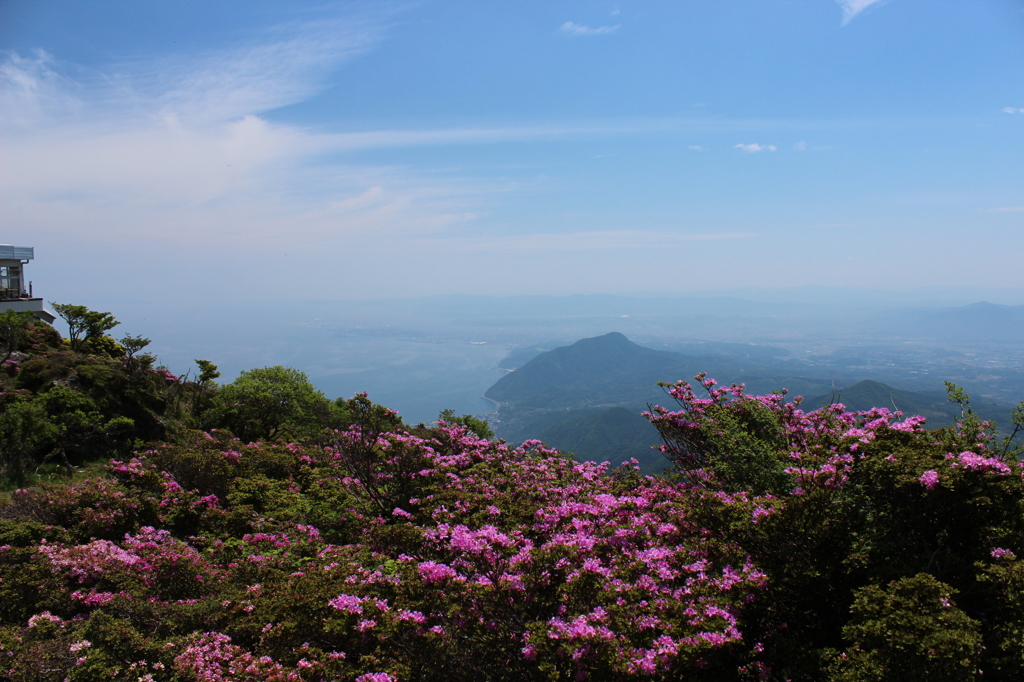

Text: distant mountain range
xmin=485 ymin=332 xmax=1017 ymax=474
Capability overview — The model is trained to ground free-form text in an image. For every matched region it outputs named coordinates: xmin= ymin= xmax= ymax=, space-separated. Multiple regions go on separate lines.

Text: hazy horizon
xmin=63 ymin=291 xmax=1022 ymax=425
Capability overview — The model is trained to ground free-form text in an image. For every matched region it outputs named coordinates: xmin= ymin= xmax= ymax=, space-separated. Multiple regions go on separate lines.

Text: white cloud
xmin=794 ymin=140 xmax=808 ymax=151
xmin=836 ymin=0 xmax=885 ymax=26
xmin=0 ymin=50 xmax=85 ymax=128
xmin=560 ymin=21 xmax=620 ymax=37
xmin=1002 ymin=107 xmax=1024 ymax=114
xmin=0 ymin=13 xmax=511 ymax=247
xmin=1 ymin=18 xmax=382 ymax=135
xmin=688 ymin=145 xmax=703 ymax=151
xmin=152 ymin=19 xmax=382 ymax=125
xmin=734 ymin=143 xmax=777 ymax=153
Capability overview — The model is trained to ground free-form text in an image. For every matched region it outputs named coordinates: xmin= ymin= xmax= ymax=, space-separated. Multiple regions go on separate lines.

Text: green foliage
xmin=438 ymin=408 xmax=494 ymax=439
xmin=0 ymin=398 xmax=56 ymax=483
xmin=0 ymin=308 xmax=36 ymax=362
xmin=654 ymin=382 xmax=794 ymax=494
xmin=334 ymin=392 xmax=405 ymax=433
xmin=119 ymin=334 xmax=151 ymax=370
xmin=187 ymin=359 xmax=222 ymax=427
xmin=0 ymin=379 xmax=140 ymax=484
xmin=1 ymin=305 xmax=204 ymax=484
xmin=975 ymin=551 xmax=1024 ymax=677
xmin=5 ymin=475 xmax=158 ymax=542
xmin=144 ymin=430 xmax=299 ymax=500
xmin=210 ymin=366 xmax=331 ymax=442
xmin=998 ymin=400 xmax=1024 ymax=460
xmin=195 ymin=358 xmax=221 ymax=385
xmin=35 ymin=386 xmax=136 ymax=468
xmin=826 ymin=574 xmax=983 ymax=681
xmin=647 ymin=377 xmax=1024 ymax=679
xmin=51 ymin=303 xmax=120 ymax=352
xmin=936 ymin=381 xmax=1024 ymax=460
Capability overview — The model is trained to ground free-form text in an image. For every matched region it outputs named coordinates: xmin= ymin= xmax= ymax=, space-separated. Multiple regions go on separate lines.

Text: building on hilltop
xmin=1 ymin=245 xmax=56 ymax=324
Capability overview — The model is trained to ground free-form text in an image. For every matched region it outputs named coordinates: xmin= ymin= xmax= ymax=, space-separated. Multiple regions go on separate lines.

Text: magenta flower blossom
xmin=27 ymin=612 xmax=62 ymax=628
xmin=751 ymin=506 xmax=775 ymax=524
xmin=920 ymin=470 xmax=939 ymax=489
xmin=329 ymin=594 xmax=364 ymax=614
xmin=417 ymin=560 xmax=458 ymax=583
xmin=951 ymin=451 xmax=1011 ymax=476
xmin=69 ymin=640 xmax=91 ymax=653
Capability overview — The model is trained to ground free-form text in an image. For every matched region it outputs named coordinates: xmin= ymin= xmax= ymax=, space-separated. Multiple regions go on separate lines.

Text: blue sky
xmin=2 ymin=0 xmax=1023 ymax=305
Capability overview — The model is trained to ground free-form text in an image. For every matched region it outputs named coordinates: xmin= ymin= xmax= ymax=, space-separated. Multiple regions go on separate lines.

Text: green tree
xmin=51 ymin=303 xmax=120 ymax=351
xmin=119 ymin=334 xmax=152 ymax=375
xmin=36 ymin=386 xmax=135 ymax=472
xmin=0 ymin=398 xmax=56 ymax=483
xmin=0 ymin=309 xmax=36 ymax=362
xmin=210 ymin=366 xmax=330 ymax=442
xmin=195 ymin=359 xmax=221 ymax=386
xmin=190 ymin=359 xmax=222 ymax=425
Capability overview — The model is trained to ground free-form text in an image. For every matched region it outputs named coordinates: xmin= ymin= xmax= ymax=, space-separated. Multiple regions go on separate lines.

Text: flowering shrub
xmin=7 ymin=475 xmax=158 ymax=542
xmin=646 ymin=376 xmax=1024 ymax=679
xmin=0 ymin=378 xmax=1021 ymax=680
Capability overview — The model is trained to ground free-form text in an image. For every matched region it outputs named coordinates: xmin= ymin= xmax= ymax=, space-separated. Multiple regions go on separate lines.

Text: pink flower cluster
xmin=174 ymin=632 xmax=300 ymax=682
xmin=920 ymin=470 xmax=940 ymax=490
xmin=647 ymin=375 xmax=934 ymax=497
xmin=950 ymin=451 xmax=1011 ymax=476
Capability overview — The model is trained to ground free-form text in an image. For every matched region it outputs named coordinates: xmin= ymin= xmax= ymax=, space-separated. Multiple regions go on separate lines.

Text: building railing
xmin=0 ymin=288 xmax=28 ymax=300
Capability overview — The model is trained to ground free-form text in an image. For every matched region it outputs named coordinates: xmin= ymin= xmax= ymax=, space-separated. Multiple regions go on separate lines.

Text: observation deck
xmin=0 ymin=245 xmax=56 ymax=323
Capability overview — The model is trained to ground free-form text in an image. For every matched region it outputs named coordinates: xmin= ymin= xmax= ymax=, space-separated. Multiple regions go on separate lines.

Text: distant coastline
xmin=479 ymin=394 xmax=501 ymax=416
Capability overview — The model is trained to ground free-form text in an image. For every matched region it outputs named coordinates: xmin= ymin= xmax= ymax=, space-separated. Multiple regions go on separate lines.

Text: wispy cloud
xmin=139 ymin=15 xmax=386 ymax=127
xmin=794 ymin=140 xmax=808 ymax=151
xmin=836 ymin=0 xmax=885 ymax=26
xmin=1002 ymin=107 xmax=1024 ymax=114
xmin=560 ymin=21 xmax=620 ymax=37
xmin=980 ymin=207 xmax=1024 ymax=213
xmin=734 ymin=143 xmax=777 ymax=153
xmin=0 ymin=11 xmax=508 ymax=246
xmin=0 ymin=50 xmax=85 ymax=128
xmin=1 ymin=16 xmax=383 ymax=133
xmin=689 ymin=145 xmax=703 ymax=151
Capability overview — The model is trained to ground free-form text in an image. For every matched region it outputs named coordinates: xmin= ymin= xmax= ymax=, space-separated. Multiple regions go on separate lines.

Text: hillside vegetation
xmin=1 ymin=309 xmax=1024 ymax=680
